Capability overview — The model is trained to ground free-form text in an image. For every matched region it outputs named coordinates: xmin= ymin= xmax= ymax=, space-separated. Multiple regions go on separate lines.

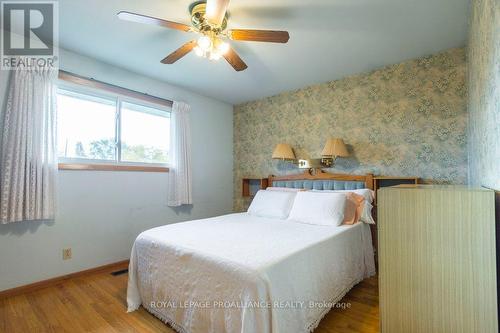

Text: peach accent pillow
xmin=343 ymin=193 xmax=366 ymax=225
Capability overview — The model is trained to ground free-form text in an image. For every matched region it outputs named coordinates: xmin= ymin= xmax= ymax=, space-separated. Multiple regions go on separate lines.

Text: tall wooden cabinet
xmin=378 ymin=185 xmax=498 ymax=333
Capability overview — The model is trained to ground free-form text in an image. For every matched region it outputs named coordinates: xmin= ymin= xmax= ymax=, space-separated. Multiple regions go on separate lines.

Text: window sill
xmin=58 ymin=163 xmax=169 ymax=173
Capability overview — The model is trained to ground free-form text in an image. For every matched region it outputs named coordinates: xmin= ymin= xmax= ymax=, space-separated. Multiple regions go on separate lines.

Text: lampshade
xmin=272 ymin=143 xmax=295 ymax=160
xmin=321 ymin=138 xmax=349 ymax=157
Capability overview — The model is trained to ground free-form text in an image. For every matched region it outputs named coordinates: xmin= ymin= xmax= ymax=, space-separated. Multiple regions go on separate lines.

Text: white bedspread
xmin=127 ymin=213 xmax=376 ymax=333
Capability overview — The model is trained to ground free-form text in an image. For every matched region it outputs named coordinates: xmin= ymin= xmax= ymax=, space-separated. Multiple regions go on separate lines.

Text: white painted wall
xmin=0 ymin=49 xmax=234 ymax=291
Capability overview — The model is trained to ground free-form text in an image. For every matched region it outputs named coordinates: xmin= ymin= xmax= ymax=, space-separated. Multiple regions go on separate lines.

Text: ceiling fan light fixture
xmin=216 ymin=40 xmax=230 ymax=55
xmin=194 ymin=46 xmax=205 ymax=57
xmin=197 ymin=35 xmax=212 ymax=51
xmin=209 ymin=52 xmax=222 ymax=61
xmin=195 ymin=36 xmax=228 ymax=61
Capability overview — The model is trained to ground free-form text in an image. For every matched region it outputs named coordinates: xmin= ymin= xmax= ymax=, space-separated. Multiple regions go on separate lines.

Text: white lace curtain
xmin=0 ymin=63 xmax=58 ymax=223
xmin=167 ymin=101 xmax=192 ymax=207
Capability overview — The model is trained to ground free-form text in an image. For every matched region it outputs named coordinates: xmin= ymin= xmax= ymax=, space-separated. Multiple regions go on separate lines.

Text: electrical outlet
xmin=62 ymin=248 xmax=72 ymax=260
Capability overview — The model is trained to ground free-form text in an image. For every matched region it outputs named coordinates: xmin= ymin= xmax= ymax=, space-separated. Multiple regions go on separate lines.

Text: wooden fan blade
xmin=117 ymin=11 xmax=192 ymax=32
xmin=228 ymin=29 xmax=290 ymax=43
xmin=223 ymin=47 xmax=248 ymax=72
xmin=206 ymin=0 xmax=230 ymax=27
xmin=161 ymin=40 xmax=197 ymax=64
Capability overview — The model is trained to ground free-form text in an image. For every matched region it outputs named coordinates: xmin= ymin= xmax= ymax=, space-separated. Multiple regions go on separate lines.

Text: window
xmin=57 ymin=91 xmax=117 ymax=161
xmin=120 ymin=102 xmax=170 ymax=164
xmin=57 ymin=88 xmax=170 ymax=166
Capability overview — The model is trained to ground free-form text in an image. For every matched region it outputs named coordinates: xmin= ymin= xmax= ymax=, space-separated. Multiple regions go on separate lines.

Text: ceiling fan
xmin=117 ymin=0 xmax=290 ymax=72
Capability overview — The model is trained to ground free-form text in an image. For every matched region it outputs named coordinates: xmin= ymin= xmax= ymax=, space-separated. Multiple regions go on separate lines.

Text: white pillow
xmin=312 ymin=189 xmax=375 ymax=224
xmin=288 ymin=191 xmax=347 ymax=226
xmin=266 ymin=187 xmax=305 ymax=192
xmin=247 ymin=190 xmax=296 ymax=219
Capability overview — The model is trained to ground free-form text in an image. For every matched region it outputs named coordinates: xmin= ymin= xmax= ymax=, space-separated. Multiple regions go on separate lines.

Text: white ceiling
xmin=54 ymin=0 xmax=470 ymax=104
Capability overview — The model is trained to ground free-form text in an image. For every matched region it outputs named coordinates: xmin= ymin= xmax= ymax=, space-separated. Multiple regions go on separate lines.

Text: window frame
xmin=56 ymin=80 xmax=171 ymax=172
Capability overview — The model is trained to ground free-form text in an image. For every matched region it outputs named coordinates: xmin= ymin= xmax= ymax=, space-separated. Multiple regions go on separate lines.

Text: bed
xmin=127 ymin=171 xmax=376 ymax=333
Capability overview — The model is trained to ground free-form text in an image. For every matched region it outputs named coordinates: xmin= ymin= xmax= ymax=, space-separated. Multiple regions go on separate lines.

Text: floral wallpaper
xmin=234 ymin=48 xmax=467 ymax=211
xmin=468 ymin=0 xmax=500 ymax=191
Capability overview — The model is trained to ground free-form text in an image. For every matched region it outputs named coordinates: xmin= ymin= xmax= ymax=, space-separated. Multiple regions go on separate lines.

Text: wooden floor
xmin=0 ymin=267 xmax=379 ymax=333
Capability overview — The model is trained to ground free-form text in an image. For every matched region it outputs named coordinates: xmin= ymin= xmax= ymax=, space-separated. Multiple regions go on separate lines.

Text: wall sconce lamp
xmin=272 ymin=143 xmax=296 ymax=162
xmin=272 ymin=144 xmax=316 ymax=172
xmin=321 ymin=138 xmax=349 ymax=167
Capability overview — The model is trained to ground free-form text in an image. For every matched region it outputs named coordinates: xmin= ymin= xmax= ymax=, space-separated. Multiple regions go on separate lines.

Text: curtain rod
xmin=58 ymin=70 xmax=174 ymax=108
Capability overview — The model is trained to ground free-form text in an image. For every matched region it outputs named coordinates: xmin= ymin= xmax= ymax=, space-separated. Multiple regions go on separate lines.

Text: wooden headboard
xmin=268 ymin=170 xmax=374 ymax=190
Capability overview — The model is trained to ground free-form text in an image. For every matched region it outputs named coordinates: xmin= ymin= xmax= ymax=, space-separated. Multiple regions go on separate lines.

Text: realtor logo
xmin=1 ymin=1 xmax=59 ymax=70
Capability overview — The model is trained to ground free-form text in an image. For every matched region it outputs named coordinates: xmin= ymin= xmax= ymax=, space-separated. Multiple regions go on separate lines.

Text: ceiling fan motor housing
xmin=190 ymin=1 xmax=228 ymax=32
